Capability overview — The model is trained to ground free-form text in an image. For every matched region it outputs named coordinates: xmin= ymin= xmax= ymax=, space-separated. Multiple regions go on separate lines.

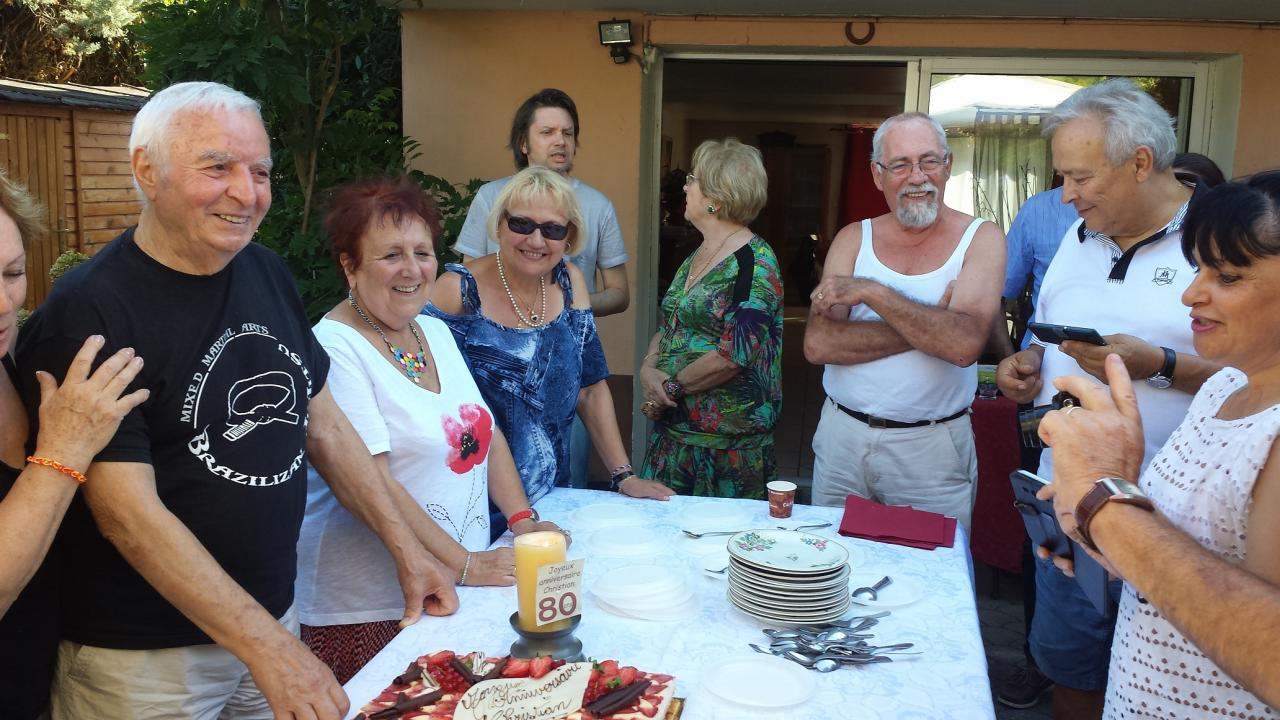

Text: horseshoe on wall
xmin=845 ymin=21 xmax=876 ymax=45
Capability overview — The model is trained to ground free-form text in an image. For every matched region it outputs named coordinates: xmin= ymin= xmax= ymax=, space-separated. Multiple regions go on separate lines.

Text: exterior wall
xmin=402 ymin=12 xmax=1280 ymax=371
xmin=401 ymin=10 xmax=644 ymax=373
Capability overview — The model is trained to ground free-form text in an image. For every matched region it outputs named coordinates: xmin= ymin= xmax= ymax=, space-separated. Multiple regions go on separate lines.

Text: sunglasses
xmin=506 ymin=215 xmax=570 ymax=241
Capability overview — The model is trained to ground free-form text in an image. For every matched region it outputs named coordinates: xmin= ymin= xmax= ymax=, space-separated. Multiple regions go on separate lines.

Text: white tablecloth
xmin=343 ymin=489 xmax=994 ymax=719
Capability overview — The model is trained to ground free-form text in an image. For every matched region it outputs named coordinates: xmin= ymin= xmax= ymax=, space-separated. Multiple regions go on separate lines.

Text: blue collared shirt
xmin=1003 ymin=187 xmax=1080 ymax=349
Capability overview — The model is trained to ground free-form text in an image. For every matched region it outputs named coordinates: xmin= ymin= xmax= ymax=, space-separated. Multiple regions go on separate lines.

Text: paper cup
xmin=767 ymin=480 xmax=797 ymax=518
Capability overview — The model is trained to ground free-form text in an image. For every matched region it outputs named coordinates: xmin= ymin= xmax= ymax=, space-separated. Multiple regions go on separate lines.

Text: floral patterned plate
xmin=726 ymin=529 xmax=850 ymax=574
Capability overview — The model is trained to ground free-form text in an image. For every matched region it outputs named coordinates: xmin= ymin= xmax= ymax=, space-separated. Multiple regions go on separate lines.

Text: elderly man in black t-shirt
xmin=16 ymin=82 xmax=459 ymax=720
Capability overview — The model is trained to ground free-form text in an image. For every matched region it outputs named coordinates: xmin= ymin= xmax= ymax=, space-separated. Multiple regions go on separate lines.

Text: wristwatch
xmin=506 ymin=507 xmax=540 ymax=530
xmin=1146 ymin=346 xmax=1176 ymax=389
xmin=1074 ymin=477 xmax=1154 ymax=553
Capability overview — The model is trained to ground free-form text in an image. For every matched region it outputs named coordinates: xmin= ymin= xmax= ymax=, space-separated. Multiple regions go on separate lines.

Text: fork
xmin=681 ymin=522 xmax=832 ymax=539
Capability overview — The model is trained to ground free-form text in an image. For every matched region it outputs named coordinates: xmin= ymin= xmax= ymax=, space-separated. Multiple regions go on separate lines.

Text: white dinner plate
xmin=588 ymin=526 xmax=669 ymax=558
xmin=728 ymin=593 xmax=850 ymax=625
xmin=728 ymin=586 xmax=851 ymax=619
xmin=728 ymin=583 xmax=848 ymax=612
xmin=728 ymin=572 xmax=849 ymax=603
xmin=567 ymin=503 xmax=651 ymax=532
xmin=727 ymin=530 xmax=850 ymax=574
xmin=728 ymin=559 xmax=850 ymax=589
xmin=701 ymin=655 xmax=817 ymax=709
xmin=593 ymin=564 xmax=685 ymax=598
xmin=594 ymin=592 xmax=700 ymax=622
xmin=678 ymin=501 xmax=755 ymax=532
xmin=848 ymin=572 xmax=925 ymax=609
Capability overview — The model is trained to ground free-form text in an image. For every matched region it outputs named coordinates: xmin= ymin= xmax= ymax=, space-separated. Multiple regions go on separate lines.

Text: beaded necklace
xmin=347 ymin=290 xmax=430 ymax=383
xmin=495 ymin=251 xmax=547 ymax=328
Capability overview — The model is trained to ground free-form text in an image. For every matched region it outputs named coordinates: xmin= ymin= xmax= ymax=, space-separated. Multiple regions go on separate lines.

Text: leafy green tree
xmin=137 ymin=0 xmax=411 ymax=318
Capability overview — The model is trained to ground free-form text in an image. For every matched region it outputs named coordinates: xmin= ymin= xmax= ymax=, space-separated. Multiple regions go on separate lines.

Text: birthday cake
xmin=355 ymin=650 xmax=677 ymax=720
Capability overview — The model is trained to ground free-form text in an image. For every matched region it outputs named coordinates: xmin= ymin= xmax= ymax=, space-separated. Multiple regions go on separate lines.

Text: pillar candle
xmin=514 ymin=530 xmax=571 ymax=632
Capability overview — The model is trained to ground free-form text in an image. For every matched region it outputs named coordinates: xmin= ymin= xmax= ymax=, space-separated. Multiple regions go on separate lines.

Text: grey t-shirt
xmin=454 ymin=175 xmax=629 ymax=294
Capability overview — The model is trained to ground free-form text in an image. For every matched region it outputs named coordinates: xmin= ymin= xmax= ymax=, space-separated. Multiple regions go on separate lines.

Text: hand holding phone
xmin=1028 ymin=322 xmax=1107 ymax=346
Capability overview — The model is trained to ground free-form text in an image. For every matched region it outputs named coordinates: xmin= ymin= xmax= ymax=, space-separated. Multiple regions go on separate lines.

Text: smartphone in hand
xmin=1028 ymin=322 xmax=1107 ymax=346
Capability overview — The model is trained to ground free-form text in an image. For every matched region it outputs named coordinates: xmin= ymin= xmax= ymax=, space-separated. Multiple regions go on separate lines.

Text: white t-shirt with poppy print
xmin=295 ymin=315 xmax=494 ymax=626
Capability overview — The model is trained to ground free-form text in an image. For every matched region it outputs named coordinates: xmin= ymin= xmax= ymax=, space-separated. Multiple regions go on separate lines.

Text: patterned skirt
xmin=301 ymin=620 xmax=402 ymax=685
xmin=640 ymin=431 xmax=775 ymax=499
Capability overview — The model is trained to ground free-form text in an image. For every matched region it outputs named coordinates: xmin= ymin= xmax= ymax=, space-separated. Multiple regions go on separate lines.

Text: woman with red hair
xmin=296 ymin=176 xmax=564 ymax=683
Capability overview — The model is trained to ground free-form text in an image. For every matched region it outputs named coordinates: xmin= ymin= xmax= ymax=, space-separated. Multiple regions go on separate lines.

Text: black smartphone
xmin=1008 ymin=470 xmax=1114 ymax=618
xmin=1027 ymin=322 xmax=1107 ymax=346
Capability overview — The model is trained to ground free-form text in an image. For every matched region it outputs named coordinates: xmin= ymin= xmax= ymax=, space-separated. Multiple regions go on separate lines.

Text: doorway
xmin=657 ymin=58 xmax=908 ymax=489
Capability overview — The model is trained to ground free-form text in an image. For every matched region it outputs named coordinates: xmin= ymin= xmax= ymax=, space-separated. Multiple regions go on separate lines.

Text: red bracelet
xmin=27 ymin=455 xmax=87 ymax=484
xmin=507 ymin=508 xmax=539 ymax=529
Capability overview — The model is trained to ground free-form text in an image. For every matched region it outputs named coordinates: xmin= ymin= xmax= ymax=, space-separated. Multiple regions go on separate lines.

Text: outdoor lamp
xmin=598 ymin=19 xmax=633 ymax=64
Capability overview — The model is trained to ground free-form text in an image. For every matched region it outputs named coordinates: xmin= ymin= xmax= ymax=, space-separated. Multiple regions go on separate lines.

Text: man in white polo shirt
xmin=996 ymin=78 xmax=1221 ymax=718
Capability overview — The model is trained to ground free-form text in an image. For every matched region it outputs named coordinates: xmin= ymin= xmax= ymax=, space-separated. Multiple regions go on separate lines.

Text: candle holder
xmin=509 ymin=612 xmax=584 ymax=662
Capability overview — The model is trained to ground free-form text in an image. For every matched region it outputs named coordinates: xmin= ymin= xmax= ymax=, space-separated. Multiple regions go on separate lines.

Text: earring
xmin=707 ymin=205 xmax=717 ymax=214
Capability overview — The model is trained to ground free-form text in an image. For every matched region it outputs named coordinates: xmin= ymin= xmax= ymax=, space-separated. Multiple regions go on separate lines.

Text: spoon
xmin=783 ymin=650 xmax=893 ymax=668
xmin=852 ymin=575 xmax=892 ymax=601
xmin=749 ymin=643 xmax=791 ymax=657
xmin=811 ymin=655 xmax=894 ymax=673
xmin=681 ymin=522 xmax=831 ymax=539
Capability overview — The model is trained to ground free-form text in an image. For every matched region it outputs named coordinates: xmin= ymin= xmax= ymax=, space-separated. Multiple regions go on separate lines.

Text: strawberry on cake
xmin=354 ymin=650 xmax=676 ymax=720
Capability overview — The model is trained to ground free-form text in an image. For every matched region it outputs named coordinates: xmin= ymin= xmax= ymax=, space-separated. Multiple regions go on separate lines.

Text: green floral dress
xmin=640 ymin=235 xmax=784 ymax=498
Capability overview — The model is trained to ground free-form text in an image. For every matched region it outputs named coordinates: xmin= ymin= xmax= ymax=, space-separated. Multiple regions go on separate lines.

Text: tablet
xmin=1009 ymin=470 xmax=1114 ymax=618
xmin=1027 ymin=322 xmax=1107 ymax=346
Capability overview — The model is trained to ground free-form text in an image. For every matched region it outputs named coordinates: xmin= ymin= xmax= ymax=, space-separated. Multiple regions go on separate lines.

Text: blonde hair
xmin=486 ymin=166 xmax=584 ymax=255
xmin=692 ymin=138 xmax=768 ymax=224
xmin=0 ymin=167 xmax=47 ymax=249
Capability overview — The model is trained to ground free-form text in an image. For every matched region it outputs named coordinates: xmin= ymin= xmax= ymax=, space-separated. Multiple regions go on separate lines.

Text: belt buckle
xmin=867 ymin=416 xmax=890 ymax=429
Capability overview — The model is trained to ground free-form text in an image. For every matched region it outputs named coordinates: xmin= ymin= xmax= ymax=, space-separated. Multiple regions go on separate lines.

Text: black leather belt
xmin=831 ymin=399 xmax=967 ymax=429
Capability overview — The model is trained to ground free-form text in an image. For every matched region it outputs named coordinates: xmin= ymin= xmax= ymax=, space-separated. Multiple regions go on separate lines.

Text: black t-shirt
xmin=0 ymin=355 xmax=56 ymax=719
xmin=14 ymin=228 xmax=329 ymax=649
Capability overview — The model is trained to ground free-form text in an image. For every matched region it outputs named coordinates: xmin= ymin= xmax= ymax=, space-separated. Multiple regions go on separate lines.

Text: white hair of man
xmin=128 ymin=81 xmax=264 ymax=201
xmin=1042 ymin=78 xmax=1176 ymax=171
xmin=870 ymin=112 xmax=949 ymax=164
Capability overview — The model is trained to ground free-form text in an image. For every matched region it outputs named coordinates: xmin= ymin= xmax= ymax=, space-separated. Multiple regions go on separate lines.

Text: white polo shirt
xmin=1033 ymin=198 xmax=1200 ymax=482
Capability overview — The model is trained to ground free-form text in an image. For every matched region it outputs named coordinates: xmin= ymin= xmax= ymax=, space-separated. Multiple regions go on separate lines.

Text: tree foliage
xmin=0 ymin=0 xmax=144 ymax=83
xmin=136 ymin=0 xmax=415 ymax=319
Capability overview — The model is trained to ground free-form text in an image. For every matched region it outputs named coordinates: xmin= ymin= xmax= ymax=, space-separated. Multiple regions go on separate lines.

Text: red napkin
xmin=838 ymin=494 xmax=957 ymax=550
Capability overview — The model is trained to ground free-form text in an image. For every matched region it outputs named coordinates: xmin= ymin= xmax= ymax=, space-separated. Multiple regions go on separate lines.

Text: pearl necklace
xmin=495 ymin=251 xmax=547 ymax=328
xmin=347 ymin=291 xmax=430 ymax=383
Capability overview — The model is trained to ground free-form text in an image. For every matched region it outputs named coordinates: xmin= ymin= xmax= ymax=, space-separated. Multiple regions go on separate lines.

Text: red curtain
xmin=837 ymin=127 xmax=889 ymax=228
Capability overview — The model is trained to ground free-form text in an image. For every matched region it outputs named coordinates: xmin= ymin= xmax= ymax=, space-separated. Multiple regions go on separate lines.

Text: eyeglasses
xmin=875 ymin=155 xmax=949 ymax=177
xmin=685 ymin=173 xmax=697 ymax=185
xmin=506 ymin=215 xmax=570 ymax=241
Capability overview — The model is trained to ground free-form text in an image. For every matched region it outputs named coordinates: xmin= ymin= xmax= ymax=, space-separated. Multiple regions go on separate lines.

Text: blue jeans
xmin=1028 ymin=555 xmax=1122 ymax=690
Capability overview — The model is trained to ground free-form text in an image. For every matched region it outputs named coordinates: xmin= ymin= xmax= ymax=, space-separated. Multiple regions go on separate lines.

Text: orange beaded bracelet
xmin=26 ymin=456 xmax=88 ymax=484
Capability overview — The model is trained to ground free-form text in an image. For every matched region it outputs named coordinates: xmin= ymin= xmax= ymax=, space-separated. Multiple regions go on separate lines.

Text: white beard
xmin=895 ymin=182 xmax=939 ymax=229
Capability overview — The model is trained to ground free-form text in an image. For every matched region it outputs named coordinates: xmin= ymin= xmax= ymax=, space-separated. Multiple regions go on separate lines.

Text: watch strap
xmin=507 ymin=507 xmax=539 ymax=529
xmin=1075 ymin=478 xmax=1154 ymax=553
xmin=1150 ymin=347 xmax=1176 ymax=382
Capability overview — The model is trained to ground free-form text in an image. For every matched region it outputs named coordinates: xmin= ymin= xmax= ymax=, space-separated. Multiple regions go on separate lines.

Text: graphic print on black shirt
xmin=182 ymin=323 xmax=313 ymax=488
xmin=14 ymin=228 xmax=329 ymax=649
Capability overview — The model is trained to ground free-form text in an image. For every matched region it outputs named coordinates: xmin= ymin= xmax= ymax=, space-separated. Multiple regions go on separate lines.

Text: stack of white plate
xmin=725 ymin=529 xmax=851 ymax=624
xmin=590 ymin=564 xmax=698 ymax=621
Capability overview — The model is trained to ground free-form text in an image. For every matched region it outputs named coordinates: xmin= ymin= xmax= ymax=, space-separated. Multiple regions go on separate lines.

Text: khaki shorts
xmin=811 ymin=399 xmax=977 ymax=536
xmin=51 ymin=605 xmax=298 ymax=720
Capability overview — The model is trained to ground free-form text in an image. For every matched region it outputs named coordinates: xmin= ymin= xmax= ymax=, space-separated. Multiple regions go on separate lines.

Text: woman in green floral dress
xmin=639 ymin=138 xmax=784 ymax=498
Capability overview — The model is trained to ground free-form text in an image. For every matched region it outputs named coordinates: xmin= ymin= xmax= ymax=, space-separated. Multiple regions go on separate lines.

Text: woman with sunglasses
xmin=428 ymin=167 xmax=673 ymax=529
xmin=638 ymin=138 xmax=783 ymax=498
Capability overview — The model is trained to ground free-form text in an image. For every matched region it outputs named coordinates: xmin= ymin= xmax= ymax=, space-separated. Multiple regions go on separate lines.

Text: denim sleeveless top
xmin=423 ymin=260 xmax=608 ymax=504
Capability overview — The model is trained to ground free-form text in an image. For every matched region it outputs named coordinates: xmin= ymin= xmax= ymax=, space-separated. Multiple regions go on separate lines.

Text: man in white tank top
xmin=806 ymin=112 xmax=1006 ymax=537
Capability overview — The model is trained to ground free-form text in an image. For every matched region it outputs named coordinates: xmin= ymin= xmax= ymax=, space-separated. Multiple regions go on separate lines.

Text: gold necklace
xmin=687 ymin=227 xmax=745 ymax=288
xmin=495 ymin=251 xmax=547 ymax=327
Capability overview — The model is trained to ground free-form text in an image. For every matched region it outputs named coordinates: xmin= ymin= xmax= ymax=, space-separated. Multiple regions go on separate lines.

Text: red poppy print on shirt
xmin=443 ymin=403 xmax=493 ymax=474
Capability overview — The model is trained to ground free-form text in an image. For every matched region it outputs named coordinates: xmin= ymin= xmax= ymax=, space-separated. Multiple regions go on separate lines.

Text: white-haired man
xmin=16 ymin=82 xmax=458 ymax=720
xmin=996 ymin=78 xmax=1221 ymax=718
xmin=805 ymin=111 xmax=1006 ymax=535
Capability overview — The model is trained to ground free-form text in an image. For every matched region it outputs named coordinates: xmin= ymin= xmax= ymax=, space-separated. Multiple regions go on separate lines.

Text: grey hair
xmin=1042 ymin=78 xmax=1176 ymax=171
xmin=129 ymin=82 xmax=264 ymax=200
xmin=871 ymin=112 xmax=949 ymax=163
